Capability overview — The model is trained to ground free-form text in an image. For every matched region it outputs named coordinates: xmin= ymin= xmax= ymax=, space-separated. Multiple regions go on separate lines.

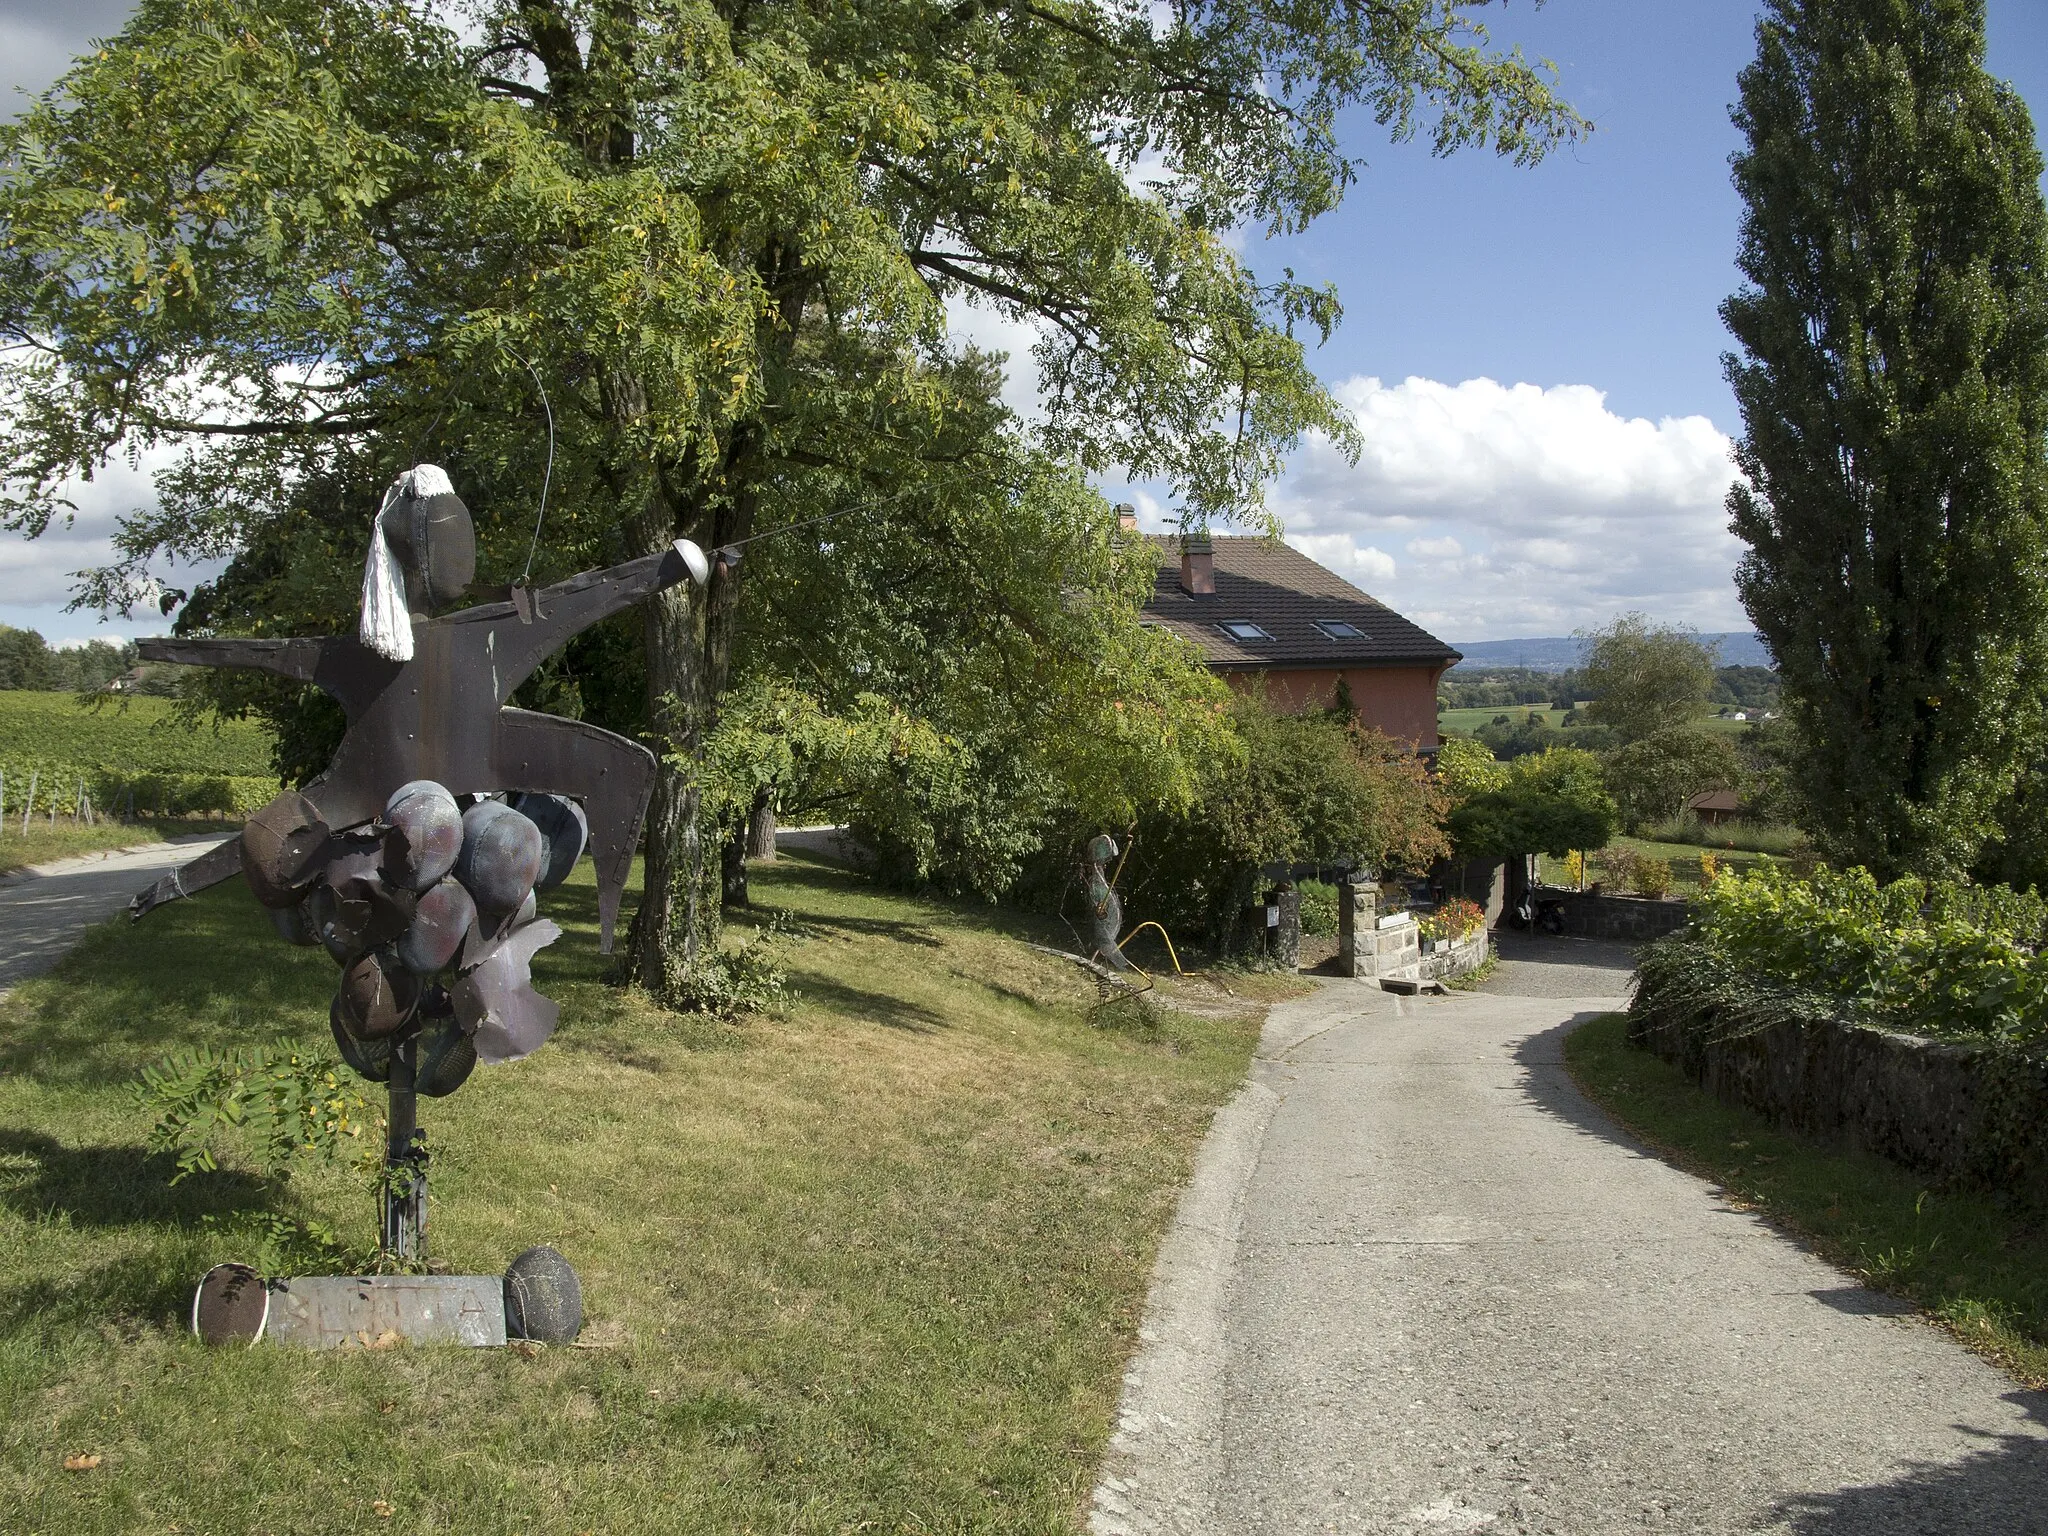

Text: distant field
xmin=0 ymin=690 xmax=277 ymax=821
xmin=1438 ymin=705 xmax=1760 ymax=739
xmin=1438 ymin=705 xmax=1574 ymax=735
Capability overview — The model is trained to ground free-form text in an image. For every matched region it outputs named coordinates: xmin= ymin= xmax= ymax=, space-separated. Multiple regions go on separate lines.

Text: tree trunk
xmin=721 ymin=821 xmax=749 ymax=907
xmin=746 ymin=783 xmax=777 ymax=861
xmin=625 ymin=532 xmax=711 ymax=997
xmin=623 ymin=454 xmax=755 ymax=1001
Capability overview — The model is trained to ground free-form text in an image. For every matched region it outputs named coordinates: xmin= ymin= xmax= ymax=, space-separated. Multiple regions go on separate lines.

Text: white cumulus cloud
xmin=1273 ymin=375 xmax=1745 ymax=641
xmin=0 ymin=442 xmax=219 ymax=642
xmin=1284 ymin=532 xmax=1397 ymax=587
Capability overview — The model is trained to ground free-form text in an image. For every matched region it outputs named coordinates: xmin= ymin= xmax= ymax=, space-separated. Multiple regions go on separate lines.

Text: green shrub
xmin=1115 ymin=698 xmax=1448 ymax=952
xmin=1634 ymin=856 xmax=1673 ymax=898
xmin=1297 ymin=879 xmax=1338 ymax=936
xmin=1447 ymin=745 xmax=1618 ymax=858
xmin=1589 ymin=845 xmax=1638 ymax=891
xmin=1668 ymin=864 xmax=2048 ymax=1045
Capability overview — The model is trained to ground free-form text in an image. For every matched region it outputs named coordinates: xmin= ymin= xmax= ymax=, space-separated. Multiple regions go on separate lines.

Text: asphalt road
xmin=0 ymin=835 xmax=233 ymax=993
xmin=1093 ymin=941 xmax=2048 ymax=1534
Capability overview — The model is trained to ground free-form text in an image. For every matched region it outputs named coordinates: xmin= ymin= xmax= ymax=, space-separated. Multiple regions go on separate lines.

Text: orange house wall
xmin=1225 ymin=664 xmax=1447 ymax=748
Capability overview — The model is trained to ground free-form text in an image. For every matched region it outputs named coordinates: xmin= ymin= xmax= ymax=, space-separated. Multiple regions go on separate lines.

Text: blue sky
xmin=1238 ymin=0 xmax=2048 ymax=639
xmin=4 ymin=0 xmax=2047 ymax=645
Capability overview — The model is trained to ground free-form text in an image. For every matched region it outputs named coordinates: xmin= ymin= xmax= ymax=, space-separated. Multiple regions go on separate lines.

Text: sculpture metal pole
xmin=380 ymin=1040 xmax=426 ymax=1264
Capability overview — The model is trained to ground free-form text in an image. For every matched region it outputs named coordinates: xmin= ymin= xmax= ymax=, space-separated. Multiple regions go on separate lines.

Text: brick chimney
xmin=1180 ymin=534 xmax=1215 ymax=595
xmin=1114 ymin=501 xmax=1138 ymax=531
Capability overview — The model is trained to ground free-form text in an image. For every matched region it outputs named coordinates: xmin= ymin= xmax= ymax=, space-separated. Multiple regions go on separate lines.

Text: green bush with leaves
xmin=1657 ymin=864 xmax=2048 ymax=1046
xmin=1446 ymin=745 xmax=1618 ymax=858
xmin=132 ymin=1043 xmax=377 ymax=1184
xmin=1297 ymin=879 xmax=1339 ymax=937
xmin=1114 ymin=697 xmax=1448 ymax=952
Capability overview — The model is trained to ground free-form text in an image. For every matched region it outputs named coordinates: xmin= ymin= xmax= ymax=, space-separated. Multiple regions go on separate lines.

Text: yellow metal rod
xmin=1116 ymin=920 xmax=1185 ymax=976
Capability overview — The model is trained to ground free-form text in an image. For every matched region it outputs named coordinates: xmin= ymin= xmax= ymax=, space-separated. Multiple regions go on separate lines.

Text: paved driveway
xmin=1093 ymin=947 xmax=2048 ymax=1533
xmin=0 ymin=835 xmax=232 ymax=993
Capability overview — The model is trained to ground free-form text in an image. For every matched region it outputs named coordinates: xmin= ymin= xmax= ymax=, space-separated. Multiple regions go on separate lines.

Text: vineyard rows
xmin=0 ymin=690 xmax=279 ymax=820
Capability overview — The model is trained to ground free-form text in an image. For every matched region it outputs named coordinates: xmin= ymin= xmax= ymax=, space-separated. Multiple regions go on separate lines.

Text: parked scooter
xmin=1510 ymin=891 xmax=1568 ymax=934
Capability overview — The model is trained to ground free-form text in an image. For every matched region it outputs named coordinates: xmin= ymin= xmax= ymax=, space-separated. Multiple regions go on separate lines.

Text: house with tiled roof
xmin=1139 ymin=532 xmax=1460 ymax=749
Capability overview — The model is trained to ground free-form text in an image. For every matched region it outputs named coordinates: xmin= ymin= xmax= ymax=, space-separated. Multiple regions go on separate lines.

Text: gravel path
xmin=1477 ymin=928 xmax=1639 ymax=1000
xmin=0 ymin=835 xmax=233 ymax=993
xmin=1093 ymin=957 xmax=2048 ymax=1534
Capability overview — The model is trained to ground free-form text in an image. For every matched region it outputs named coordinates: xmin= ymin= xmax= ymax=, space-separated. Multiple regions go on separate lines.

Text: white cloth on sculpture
xmin=359 ymin=474 xmax=415 ymax=661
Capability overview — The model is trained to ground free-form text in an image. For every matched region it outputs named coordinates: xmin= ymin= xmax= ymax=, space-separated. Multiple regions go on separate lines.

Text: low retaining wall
xmin=1629 ymin=1008 xmax=2048 ymax=1202
xmin=1421 ymin=927 xmax=1489 ymax=982
xmin=1541 ymin=888 xmax=1691 ymax=943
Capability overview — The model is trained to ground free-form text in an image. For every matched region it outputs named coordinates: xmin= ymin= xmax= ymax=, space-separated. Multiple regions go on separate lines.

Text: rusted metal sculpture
xmin=135 ymin=465 xmax=709 ymax=1280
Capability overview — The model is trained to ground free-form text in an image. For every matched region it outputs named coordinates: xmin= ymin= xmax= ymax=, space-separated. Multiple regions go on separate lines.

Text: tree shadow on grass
xmin=0 ymin=880 xmax=335 ymax=1087
xmin=0 ymin=1248 xmax=204 ymax=1337
xmin=781 ymin=911 xmax=949 ymax=948
xmin=786 ymin=975 xmax=950 ymax=1034
xmin=0 ymin=1129 xmax=273 ymax=1230
xmin=1767 ymin=1399 xmax=2048 ymax=1533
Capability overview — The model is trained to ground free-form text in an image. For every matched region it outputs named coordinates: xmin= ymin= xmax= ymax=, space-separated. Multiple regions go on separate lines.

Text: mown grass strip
xmin=0 ymin=819 xmax=227 ymax=878
xmin=0 ymin=852 xmax=1269 ymax=1534
xmin=1565 ymin=1012 xmax=2048 ymax=1387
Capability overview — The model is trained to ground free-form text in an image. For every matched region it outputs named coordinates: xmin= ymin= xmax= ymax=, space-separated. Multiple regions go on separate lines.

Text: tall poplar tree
xmin=1723 ymin=0 xmax=2048 ymax=877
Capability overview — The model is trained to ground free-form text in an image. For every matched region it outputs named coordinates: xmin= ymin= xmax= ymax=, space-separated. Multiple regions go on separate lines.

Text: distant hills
xmin=1448 ymin=633 xmax=1774 ymax=672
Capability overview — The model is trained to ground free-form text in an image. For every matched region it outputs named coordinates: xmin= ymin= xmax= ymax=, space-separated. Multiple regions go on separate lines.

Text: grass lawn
xmin=1436 ymin=704 xmax=1573 ymax=736
xmin=0 ymin=818 xmax=234 ymax=878
xmin=1565 ymin=1013 xmax=2048 ymax=1387
xmin=0 ymin=852 xmax=1288 ymax=1534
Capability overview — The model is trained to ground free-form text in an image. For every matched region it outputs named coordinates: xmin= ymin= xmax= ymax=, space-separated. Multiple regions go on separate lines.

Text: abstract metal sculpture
xmin=134 ymin=464 xmax=709 ymax=1279
xmin=1080 ymin=832 xmax=1132 ymax=972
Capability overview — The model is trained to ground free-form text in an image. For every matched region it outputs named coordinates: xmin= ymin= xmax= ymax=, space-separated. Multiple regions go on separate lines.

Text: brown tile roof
xmin=1140 ymin=536 xmax=1460 ymax=670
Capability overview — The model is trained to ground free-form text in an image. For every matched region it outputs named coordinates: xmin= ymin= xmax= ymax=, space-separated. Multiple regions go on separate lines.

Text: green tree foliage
xmin=1723 ymin=0 xmax=2048 ymax=878
xmin=0 ymin=625 xmax=136 ymax=692
xmin=1445 ymin=745 xmax=1617 ymax=858
xmin=0 ymin=625 xmax=54 ymax=691
xmin=1436 ymin=667 xmax=1580 ymax=711
xmin=1601 ymin=726 xmax=1743 ymax=832
xmin=1737 ymin=714 xmax=1808 ymax=828
xmin=1119 ymin=696 xmax=1448 ymax=950
xmin=1577 ymin=613 xmax=1716 ymax=745
xmin=1473 ymin=709 xmax=1570 ymax=760
xmin=1711 ymin=665 xmax=1782 ymax=712
xmin=1435 ymin=736 xmax=1509 ymax=800
xmin=0 ymin=0 xmax=1581 ymax=998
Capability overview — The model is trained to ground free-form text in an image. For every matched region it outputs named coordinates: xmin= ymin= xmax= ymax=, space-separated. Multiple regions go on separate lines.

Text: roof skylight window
xmin=1218 ymin=620 xmax=1272 ymax=642
xmin=1314 ymin=619 xmax=1367 ymax=640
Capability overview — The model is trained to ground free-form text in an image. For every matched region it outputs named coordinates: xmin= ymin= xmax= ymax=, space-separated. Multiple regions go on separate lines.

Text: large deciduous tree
xmin=1722 ymin=0 xmax=2048 ymax=878
xmin=1577 ymin=612 xmax=1716 ymax=746
xmin=0 ymin=0 xmax=1583 ymax=998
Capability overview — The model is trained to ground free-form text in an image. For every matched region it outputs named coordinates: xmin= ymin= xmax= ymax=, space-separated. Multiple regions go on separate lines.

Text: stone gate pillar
xmin=1336 ymin=875 xmax=1380 ymax=979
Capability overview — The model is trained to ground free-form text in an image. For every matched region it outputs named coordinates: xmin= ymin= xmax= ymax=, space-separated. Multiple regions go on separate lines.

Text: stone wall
xmin=1420 ymin=927 xmax=1490 ymax=983
xmin=1630 ymin=1009 xmax=2048 ymax=1202
xmin=1541 ymin=888 xmax=1691 ymax=943
xmin=1336 ymin=883 xmax=1488 ymax=985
